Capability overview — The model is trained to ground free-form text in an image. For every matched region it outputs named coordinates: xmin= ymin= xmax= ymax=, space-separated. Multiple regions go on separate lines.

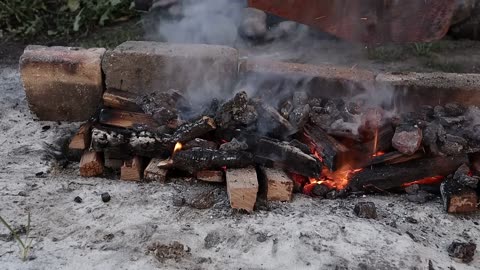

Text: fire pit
xmin=19 ymin=41 xmax=480 ymax=215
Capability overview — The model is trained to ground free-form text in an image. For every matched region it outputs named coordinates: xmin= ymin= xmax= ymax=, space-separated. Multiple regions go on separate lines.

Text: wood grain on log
xmin=121 ymin=156 xmax=144 ymax=181
xmin=69 ymin=123 xmax=93 ymax=150
xmin=144 ymin=158 xmax=168 ymax=182
xmin=80 ymin=151 xmax=104 ymax=177
xmin=226 ymin=167 xmax=259 ymax=213
xmin=103 ymin=88 xmax=143 ymax=112
xmin=260 ymin=167 xmax=293 ymax=202
xmin=196 ymin=170 xmax=224 ymax=183
xmin=99 ymin=108 xmax=159 ymax=130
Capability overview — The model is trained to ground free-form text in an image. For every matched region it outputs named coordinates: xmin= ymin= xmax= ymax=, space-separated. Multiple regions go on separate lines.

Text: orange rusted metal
xmin=248 ymin=0 xmax=457 ymax=43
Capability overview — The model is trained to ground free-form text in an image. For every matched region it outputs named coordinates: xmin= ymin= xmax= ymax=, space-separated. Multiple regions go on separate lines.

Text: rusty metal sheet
xmin=248 ymin=0 xmax=457 ymax=43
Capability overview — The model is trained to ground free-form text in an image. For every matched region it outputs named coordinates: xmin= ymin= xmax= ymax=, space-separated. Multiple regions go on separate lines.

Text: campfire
xmin=71 ymin=87 xmax=480 ymax=213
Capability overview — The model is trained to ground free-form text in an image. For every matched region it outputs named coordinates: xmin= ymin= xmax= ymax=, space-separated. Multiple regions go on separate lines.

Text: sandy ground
xmin=0 ymin=63 xmax=479 ymax=270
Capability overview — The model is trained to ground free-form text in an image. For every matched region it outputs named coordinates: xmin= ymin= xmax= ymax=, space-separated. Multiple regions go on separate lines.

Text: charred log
xmin=254 ymin=138 xmax=321 ymax=178
xmin=172 ymin=148 xmax=254 ymax=174
xmin=183 ymin=138 xmax=218 ymax=150
xmin=99 ymin=108 xmax=159 ymax=131
xmin=215 ymin=91 xmax=257 ymax=130
xmin=171 ymin=116 xmax=216 ymax=144
xmin=349 ymin=155 xmax=468 ymax=192
xmin=138 ymin=89 xmax=185 ymax=125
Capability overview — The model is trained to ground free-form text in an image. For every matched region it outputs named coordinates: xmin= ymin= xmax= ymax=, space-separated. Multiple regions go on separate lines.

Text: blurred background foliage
xmin=0 ymin=0 xmax=137 ymax=40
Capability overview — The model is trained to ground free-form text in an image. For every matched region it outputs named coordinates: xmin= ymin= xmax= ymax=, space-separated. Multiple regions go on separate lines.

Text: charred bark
xmin=349 ymin=155 xmax=468 ymax=192
xmin=172 ymin=148 xmax=254 ymax=174
xmin=171 ymin=116 xmax=216 ymax=144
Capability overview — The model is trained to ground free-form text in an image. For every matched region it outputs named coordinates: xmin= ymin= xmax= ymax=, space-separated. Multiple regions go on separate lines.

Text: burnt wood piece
xmin=454 ymin=164 xmax=479 ymax=189
xmin=302 ymin=124 xmax=350 ymax=171
xmin=137 ymin=89 xmax=184 ymax=125
xmin=69 ymin=122 xmax=93 ymax=150
xmin=183 ymin=138 xmax=218 ymax=150
xmin=255 ymin=101 xmax=296 ymax=137
xmin=91 ymin=127 xmax=131 ymax=159
xmin=353 ymin=202 xmax=377 ymax=219
xmin=104 ymin=151 xmax=124 ymax=169
xmin=99 ymin=108 xmax=159 ymax=130
xmin=385 ymin=151 xmax=425 ymax=165
xmin=103 ymin=88 xmax=143 ymax=112
xmin=171 ymin=116 xmax=216 ymax=144
xmin=80 ymin=151 xmax=104 ymax=177
xmin=129 ymin=131 xmax=172 ymax=158
xmin=367 ymin=151 xmax=405 ymax=166
xmin=121 ymin=156 xmax=144 ymax=181
xmin=349 ymin=155 xmax=468 ymax=192
xmin=255 ymin=138 xmax=321 ymax=178
xmin=289 ymin=104 xmax=311 ymax=132
xmin=144 ymin=158 xmax=168 ymax=182
xmin=441 ymin=177 xmax=478 ymax=214
xmin=215 ymin=91 xmax=257 ymax=130
xmin=172 ymin=148 xmax=254 ymax=174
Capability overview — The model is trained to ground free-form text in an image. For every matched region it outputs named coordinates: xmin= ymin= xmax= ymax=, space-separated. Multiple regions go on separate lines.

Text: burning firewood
xmin=254 ymin=138 xmax=321 ymax=178
xmin=137 ymin=89 xmax=184 ymax=125
xmin=254 ymin=101 xmax=296 ymax=137
xmin=172 ymin=148 xmax=254 ymax=174
xmin=121 ymin=156 xmax=144 ymax=181
xmin=349 ymin=155 xmax=468 ymax=192
xmin=91 ymin=127 xmax=131 ymax=159
xmin=129 ymin=131 xmax=172 ymax=158
xmin=170 ymin=116 xmax=216 ymax=144
xmin=103 ymin=88 xmax=143 ymax=112
xmin=183 ymin=138 xmax=218 ymax=150
xmin=80 ymin=151 xmax=104 ymax=177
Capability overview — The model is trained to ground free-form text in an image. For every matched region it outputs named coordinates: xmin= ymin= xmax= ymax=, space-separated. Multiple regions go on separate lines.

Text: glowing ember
xmin=372 ymin=151 xmax=385 ymax=157
xmin=173 ymin=142 xmax=183 ymax=154
xmin=402 ymin=176 xmax=444 ymax=187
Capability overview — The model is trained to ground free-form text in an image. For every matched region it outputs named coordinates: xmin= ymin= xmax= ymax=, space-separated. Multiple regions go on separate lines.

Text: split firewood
xmin=99 ymin=108 xmax=159 ymax=130
xmin=259 ymin=167 xmax=294 ymax=202
xmin=226 ymin=167 xmax=259 ymax=213
xmin=349 ymin=155 xmax=468 ymax=191
xmin=441 ymin=177 xmax=478 ymax=213
xmin=103 ymin=88 xmax=143 ymax=112
xmin=172 ymin=148 xmax=254 ymax=174
xmin=170 ymin=116 xmax=216 ymax=144
xmin=255 ymin=138 xmax=321 ymax=178
xmin=80 ymin=151 xmax=104 ymax=177
xmin=302 ymin=123 xmax=351 ymax=171
xmin=69 ymin=123 xmax=93 ymax=150
xmin=121 ymin=156 xmax=144 ymax=181
xmin=392 ymin=125 xmax=423 ymax=155
xmin=196 ymin=170 xmax=224 ymax=183
xmin=145 ymin=158 xmax=168 ymax=182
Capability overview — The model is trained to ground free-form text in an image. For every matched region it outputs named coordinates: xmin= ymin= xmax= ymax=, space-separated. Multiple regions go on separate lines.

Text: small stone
xmin=257 ymin=233 xmax=268 ymax=243
xmin=17 ymin=191 xmax=27 ymax=197
xmin=188 ymin=191 xmax=215 ymax=210
xmin=447 ymin=241 xmax=476 ymax=263
xmin=35 ymin=171 xmax=45 ymax=178
xmin=172 ymin=196 xmax=185 ymax=207
xmin=101 ymin=192 xmax=111 ymax=203
xmin=204 ymin=231 xmax=221 ymax=249
xmin=405 ymin=217 xmax=418 ymax=224
xmin=392 ymin=125 xmax=422 ymax=155
xmin=353 ymin=202 xmax=377 ymax=219
xmin=41 ymin=125 xmax=51 ymax=132
xmin=74 ymin=196 xmax=82 ymax=203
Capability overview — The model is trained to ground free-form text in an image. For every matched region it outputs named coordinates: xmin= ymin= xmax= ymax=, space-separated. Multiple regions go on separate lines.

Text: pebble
xmin=101 ymin=192 xmax=111 ymax=203
xmin=74 ymin=196 xmax=82 ymax=203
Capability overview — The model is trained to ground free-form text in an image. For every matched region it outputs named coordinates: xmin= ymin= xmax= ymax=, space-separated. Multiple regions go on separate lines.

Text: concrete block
xmin=102 ymin=41 xmax=239 ymax=98
xmin=20 ymin=45 xmax=105 ymax=121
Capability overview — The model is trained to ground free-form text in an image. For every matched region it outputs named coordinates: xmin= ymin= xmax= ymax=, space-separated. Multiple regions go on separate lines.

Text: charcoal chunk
xmin=353 ymin=202 xmax=377 ymax=219
xmin=448 ymin=241 xmax=476 ymax=263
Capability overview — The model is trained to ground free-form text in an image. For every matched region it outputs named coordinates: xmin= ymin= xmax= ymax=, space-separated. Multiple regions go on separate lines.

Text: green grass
xmin=0 ymin=212 xmax=33 ymax=261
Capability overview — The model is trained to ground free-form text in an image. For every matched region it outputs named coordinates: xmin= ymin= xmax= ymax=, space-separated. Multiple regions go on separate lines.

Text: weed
xmin=412 ymin=43 xmax=434 ymax=57
xmin=0 ymin=212 xmax=33 ymax=261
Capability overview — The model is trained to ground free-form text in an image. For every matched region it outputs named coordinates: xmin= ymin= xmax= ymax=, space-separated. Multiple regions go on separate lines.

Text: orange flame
xmin=402 ymin=176 xmax=444 ymax=187
xmin=173 ymin=142 xmax=183 ymax=154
